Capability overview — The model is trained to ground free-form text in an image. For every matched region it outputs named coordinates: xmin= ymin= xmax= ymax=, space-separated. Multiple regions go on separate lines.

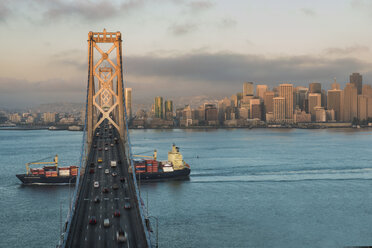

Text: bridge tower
xmin=86 ymin=29 xmax=126 ymax=148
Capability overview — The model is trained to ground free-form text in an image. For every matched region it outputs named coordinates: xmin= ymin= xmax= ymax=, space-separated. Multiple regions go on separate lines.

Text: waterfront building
xmin=350 ymin=72 xmax=362 ymax=95
xmin=327 ymin=89 xmax=342 ymax=121
xmin=278 ymin=84 xmax=294 ymax=120
xmin=26 ymin=116 xmax=34 ymax=124
xmin=251 ymin=104 xmax=262 ymax=120
xmin=273 ymin=97 xmax=285 ymax=121
xmin=154 ymin=96 xmax=163 ymax=119
xmin=358 ymin=95 xmax=368 ymax=121
xmin=164 ymin=100 xmax=173 ymax=120
xmin=326 ymin=109 xmax=335 ymax=122
xmin=231 ymin=94 xmax=238 ymax=108
xmin=9 ymin=113 xmax=21 ymax=123
xmin=314 ymin=107 xmax=326 ymax=122
xmin=243 ymin=82 xmax=254 ymax=96
xmin=239 ymin=107 xmax=249 ymax=119
xmin=343 ymin=83 xmax=358 ymax=122
xmin=205 ymin=104 xmax=218 ymax=124
xmin=249 ymin=99 xmax=261 ymax=119
xmin=125 ymin=88 xmax=132 ymax=120
xmin=294 ymin=109 xmax=311 ymax=123
xmin=309 ymin=82 xmax=321 ymax=93
xmin=308 ymin=93 xmax=321 ymax=121
xmin=264 ymin=91 xmax=274 ymax=113
xmin=43 ymin=112 xmax=56 ymax=123
xmin=256 ymin=85 xmax=268 ymax=99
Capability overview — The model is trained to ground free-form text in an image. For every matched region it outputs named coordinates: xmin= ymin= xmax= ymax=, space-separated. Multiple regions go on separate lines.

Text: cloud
xmin=187 ymin=1 xmax=214 ymax=12
xmin=168 ymin=23 xmax=197 ymax=35
xmin=324 ymin=45 xmax=370 ymax=56
xmin=351 ymin=0 xmax=372 ymax=16
xmin=219 ymin=18 xmax=237 ymax=28
xmin=0 ymin=1 xmax=11 ymax=23
xmin=2 ymin=51 xmax=372 ymax=108
xmin=300 ymin=8 xmax=316 ymax=17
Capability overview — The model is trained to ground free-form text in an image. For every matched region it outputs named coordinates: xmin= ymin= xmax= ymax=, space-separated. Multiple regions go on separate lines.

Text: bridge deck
xmin=64 ymin=121 xmax=148 ymax=247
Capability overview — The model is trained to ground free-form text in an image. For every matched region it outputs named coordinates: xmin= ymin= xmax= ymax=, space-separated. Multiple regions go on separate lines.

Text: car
xmin=117 ymin=160 xmax=122 ymax=164
xmin=124 ymin=197 xmax=131 ymax=209
xmin=104 ymin=147 xmax=108 ymax=151
xmin=112 ymin=172 xmax=117 ymax=177
xmin=94 ymin=196 xmax=100 ymax=203
xmin=89 ymin=216 xmax=97 ymax=225
xmin=105 ymin=143 xmax=108 ymax=146
xmin=110 ymin=143 xmax=114 ymax=147
xmin=105 ymin=169 xmax=109 ymax=174
xmin=103 ymin=218 xmax=110 ymax=227
xmin=98 ymin=157 xmax=103 ymax=163
xmin=94 ymin=181 xmax=99 ymax=188
xmin=93 ymin=144 xmax=97 ymax=148
xmin=102 ymin=188 xmax=109 ymax=193
xmin=90 ymin=162 xmax=95 ymax=167
xmin=98 ymin=147 xmax=102 ymax=151
xmin=119 ymin=177 xmax=125 ymax=182
xmin=89 ymin=168 xmax=95 ymax=174
xmin=112 ymin=184 xmax=119 ymax=190
xmin=114 ymin=210 xmax=120 ymax=217
xmin=116 ymin=230 xmax=127 ymax=243
xmin=98 ymin=165 xmax=102 ymax=169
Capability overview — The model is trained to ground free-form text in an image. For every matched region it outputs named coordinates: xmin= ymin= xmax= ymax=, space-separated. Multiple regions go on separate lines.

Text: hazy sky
xmin=1 ymin=0 xmax=372 ymax=108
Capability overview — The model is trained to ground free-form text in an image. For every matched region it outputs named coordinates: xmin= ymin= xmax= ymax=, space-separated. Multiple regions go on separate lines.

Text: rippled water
xmin=1 ymin=128 xmax=372 ymax=247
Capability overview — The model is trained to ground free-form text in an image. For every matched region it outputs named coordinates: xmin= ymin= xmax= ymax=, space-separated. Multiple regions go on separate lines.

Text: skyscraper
xmin=124 ymin=88 xmax=132 ymax=120
xmin=278 ymin=84 xmax=293 ymax=119
xmin=331 ymin=78 xmax=340 ymax=90
xmin=350 ymin=73 xmax=362 ymax=95
xmin=154 ymin=96 xmax=163 ymax=119
xmin=243 ymin=82 xmax=254 ymax=96
xmin=308 ymin=93 xmax=321 ymax=121
xmin=264 ymin=91 xmax=274 ymax=113
xmin=164 ymin=100 xmax=173 ymax=120
xmin=273 ymin=97 xmax=285 ymax=121
xmin=256 ymin=85 xmax=268 ymax=99
xmin=294 ymin=87 xmax=308 ymax=111
xmin=343 ymin=83 xmax=358 ymax=122
xmin=358 ymin=95 xmax=368 ymax=121
xmin=309 ymin=82 xmax=321 ymax=93
xmin=327 ymin=89 xmax=342 ymax=121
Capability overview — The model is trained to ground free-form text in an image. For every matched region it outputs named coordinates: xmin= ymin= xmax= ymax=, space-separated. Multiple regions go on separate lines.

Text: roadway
xmin=65 ymin=121 xmax=148 ymax=248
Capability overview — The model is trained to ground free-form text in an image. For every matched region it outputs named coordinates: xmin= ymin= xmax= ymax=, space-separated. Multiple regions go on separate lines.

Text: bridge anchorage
xmin=60 ymin=30 xmax=153 ymax=248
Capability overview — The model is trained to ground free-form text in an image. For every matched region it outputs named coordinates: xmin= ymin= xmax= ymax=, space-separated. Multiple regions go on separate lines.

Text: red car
xmin=114 ymin=210 xmax=121 ymax=217
xmin=102 ymin=188 xmax=109 ymax=193
xmin=89 ymin=216 xmax=97 ymax=225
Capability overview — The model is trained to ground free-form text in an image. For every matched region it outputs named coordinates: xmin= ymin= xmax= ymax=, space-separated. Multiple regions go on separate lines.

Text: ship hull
xmin=16 ymin=174 xmax=76 ymax=185
xmin=135 ymin=167 xmax=190 ymax=181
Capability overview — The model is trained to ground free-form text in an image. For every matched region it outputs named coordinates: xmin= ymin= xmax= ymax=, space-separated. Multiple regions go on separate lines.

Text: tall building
xmin=358 ymin=95 xmax=368 ymax=121
xmin=154 ymin=96 xmax=163 ymax=119
xmin=327 ymin=89 xmax=342 ymax=121
xmin=264 ymin=91 xmax=274 ymax=113
xmin=43 ymin=112 xmax=56 ymax=123
xmin=331 ymin=79 xmax=340 ymax=90
xmin=164 ymin=100 xmax=173 ymax=120
xmin=278 ymin=84 xmax=293 ymax=120
xmin=308 ymin=93 xmax=321 ymax=121
xmin=249 ymin=99 xmax=261 ymax=119
xmin=256 ymin=85 xmax=268 ymax=99
xmin=309 ymin=82 xmax=321 ymax=93
xmin=294 ymin=87 xmax=308 ymax=111
xmin=243 ymin=82 xmax=254 ymax=96
xmin=124 ymin=88 xmax=132 ymax=120
xmin=273 ymin=97 xmax=285 ymax=121
xmin=350 ymin=73 xmax=362 ymax=95
xmin=343 ymin=83 xmax=358 ymax=122
xmin=362 ymin=84 xmax=372 ymax=98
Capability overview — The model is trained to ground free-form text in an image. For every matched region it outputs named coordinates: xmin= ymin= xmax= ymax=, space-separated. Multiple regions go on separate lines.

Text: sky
xmin=1 ymin=0 xmax=372 ymax=108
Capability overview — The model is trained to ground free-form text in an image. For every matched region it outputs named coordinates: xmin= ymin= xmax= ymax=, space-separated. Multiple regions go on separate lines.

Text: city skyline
xmin=1 ymin=1 xmax=372 ymax=108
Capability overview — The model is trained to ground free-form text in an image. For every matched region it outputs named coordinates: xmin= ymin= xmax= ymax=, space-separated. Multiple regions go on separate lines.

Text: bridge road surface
xmin=67 ymin=121 xmax=146 ymax=248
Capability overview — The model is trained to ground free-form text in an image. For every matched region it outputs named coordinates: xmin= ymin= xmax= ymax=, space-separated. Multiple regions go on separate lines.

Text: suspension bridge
xmin=60 ymin=30 xmax=153 ymax=248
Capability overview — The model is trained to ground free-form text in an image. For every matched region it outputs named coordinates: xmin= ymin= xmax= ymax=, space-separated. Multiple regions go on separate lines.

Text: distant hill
xmin=32 ymin=102 xmax=84 ymax=114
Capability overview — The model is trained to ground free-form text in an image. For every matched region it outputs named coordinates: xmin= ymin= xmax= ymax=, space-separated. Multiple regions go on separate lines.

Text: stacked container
xmin=135 ymin=160 xmax=146 ymax=174
xmin=59 ymin=167 xmax=70 ymax=177
xmin=146 ymin=160 xmax=153 ymax=173
xmin=152 ymin=160 xmax=158 ymax=173
xmin=70 ymin=166 xmax=78 ymax=176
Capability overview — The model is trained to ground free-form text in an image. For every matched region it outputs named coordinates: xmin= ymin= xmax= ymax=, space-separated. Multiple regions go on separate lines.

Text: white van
xmin=110 ymin=161 xmax=117 ymax=167
xmin=104 ymin=218 xmax=110 ymax=227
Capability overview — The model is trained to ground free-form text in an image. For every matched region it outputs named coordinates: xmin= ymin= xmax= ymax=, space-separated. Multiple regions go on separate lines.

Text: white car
xmin=104 ymin=147 xmax=108 ymax=151
xmin=105 ymin=169 xmax=109 ymax=174
xmin=116 ymin=230 xmax=127 ymax=243
xmin=94 ymin=181 xmax=99 ymax=188
xmin=98 ymin=165 xmax=102 ymax=169
xmin=103 ymin=218 xmax=110 ymax=227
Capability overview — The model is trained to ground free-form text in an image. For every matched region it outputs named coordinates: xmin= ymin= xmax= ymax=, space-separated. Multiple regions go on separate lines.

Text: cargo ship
xmin=133 ymin=144 xmax=191 ymax=181
xmin=16 ymin=155 xmax=77 ymax=185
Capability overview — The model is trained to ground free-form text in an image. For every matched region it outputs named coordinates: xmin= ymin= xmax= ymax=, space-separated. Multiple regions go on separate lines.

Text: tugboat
xmin=132 ymin=144 xmax=191 ymax=181
xmin=16 ymin=155 xmax=77 ymax=185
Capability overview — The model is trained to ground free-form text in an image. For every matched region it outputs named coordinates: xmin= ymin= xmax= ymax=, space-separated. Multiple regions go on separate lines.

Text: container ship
xmin=16 ymin=155 xmax=77 ymax=185
xmin=133 ymin=144 xmax=191 ymax=181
